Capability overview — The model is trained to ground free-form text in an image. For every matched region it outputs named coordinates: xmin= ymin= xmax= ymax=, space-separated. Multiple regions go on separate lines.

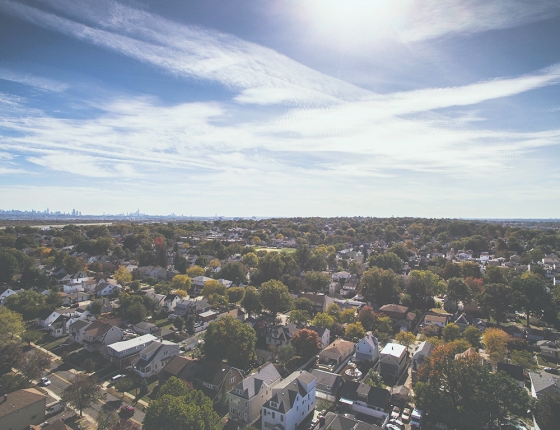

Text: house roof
xmin=0 ymin=388 xmax=46 ymax=419
xmin=358 ymin=333 xmax=378 ymax=349
xmin=340 ymin=381 xmax=390 ymax=409
xmin=134 ymin=321 xmax=157 ymax=330
xmin=378 ymin=304 xmax=409 ymax=316
xmin=69 ymin=319 xmax=90 ymax=331
xmin=231 ymin=363 xmax=281 ymax=399
xmin=320 ymin=412 xmax=382 ymax=430
xmin=265 ymin=371 xmax=316 ymax=413
xmin=161 ymin=355 xmax=199 ymax=378
xmin=320 ymin=340 xmax=355 ymax=360
xmin=425 ymin=315 xmax=447 ymax=323
xmin=413 ymin=341 xmax=433 ymax=358
xmin=31 ymin=420 xmax=71 ymax=430
xmin=133 ymin=341 xmax=177 ymax=368
xmin=84 ymin=320 xmax=117 ymax=338
xmin=380 ymin=343 xmax=406 ymax=359
xmin=107 ymin=334 xmax=157 ymax=353
xmin=529 ymin=371 xmax=560 ymax=396
xmin=197 ymin=361 xmax=235 ymax=386
xmin=311 ymin=369 xmax=342 ymax=392
xmin=497 ymin=362 xmax=524 ymax=381
xmin=455 ymin=347 xmax=478 ymax=360
xmin=300 ymin=293 xmax=330 ymax=304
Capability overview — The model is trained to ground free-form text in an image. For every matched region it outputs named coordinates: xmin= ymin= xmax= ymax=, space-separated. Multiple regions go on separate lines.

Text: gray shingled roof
xmin=232 ymin=363 xmax=281 ymax=399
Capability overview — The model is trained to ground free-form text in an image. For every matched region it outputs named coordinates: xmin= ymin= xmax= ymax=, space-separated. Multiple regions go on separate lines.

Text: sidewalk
xmin=31 ymin=342 xmax=62 ymax=361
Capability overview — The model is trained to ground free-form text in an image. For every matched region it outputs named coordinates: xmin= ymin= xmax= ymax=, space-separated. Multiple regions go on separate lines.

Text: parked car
xmin=391 ymin=406 xmax=401 ymax=420
xmin=168 ymin=314 xmax=178 ymax=320
xmin=544 ymin=367 xmax=559 ymax=375
xmin=386 ymin=425 xmax=401 ymax=430
xmin=308 ymin=418 xmax=319 ymax=430
xmin=120 ymin=405 xmax=135 ymax=417
xmin=111 ymin=374 xmax=125 ymax=382
xmin=401 ymin=408 xmax=412 ymax=423
xmin=45 ymin=401 xmax=65 ymax=416
xmin=40 ymin=377 xmax=51 ymax=386
xmin=389 ymin=419 xmax=405 ymax=429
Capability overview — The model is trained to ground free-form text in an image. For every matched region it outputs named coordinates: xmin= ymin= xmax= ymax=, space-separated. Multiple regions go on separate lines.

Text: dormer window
xmin=270 ymin=401 xmax=278 ymax=409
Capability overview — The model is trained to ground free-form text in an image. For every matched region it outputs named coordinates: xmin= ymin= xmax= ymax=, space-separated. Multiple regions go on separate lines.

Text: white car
xmin=40 ymin=377 xmax=51 ymax=386
xmin=111 ymin=374 xmax=125 ymax=382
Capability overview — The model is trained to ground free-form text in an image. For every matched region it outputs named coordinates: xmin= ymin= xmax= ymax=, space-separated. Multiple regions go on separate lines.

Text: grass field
xmin=255 ymin=247 xmax=296 ymax=253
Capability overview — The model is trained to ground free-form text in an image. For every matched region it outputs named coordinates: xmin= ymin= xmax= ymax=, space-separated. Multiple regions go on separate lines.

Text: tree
xmin=534 ymin=392 xmax=560 ymax=430
xmin=175 ymin=289 xmax=189 ymax=298
xmin=21 ymin=330 xmax=43 ymax=346
xmin=129 ymin=280 xmax=141 ymax=292
xmin=0 ymin=307 xmax=24 ymax=340
xmin=243 ymin=252 xmax=259 ymax=267
xmin=203 ymin=316 xmax=257 ymax=367
xmin=363 ymin=369 xmax=384 ymax=387
xmin=442 ymin=323 xmax=461 ymax=342
xmin=200 ymin=279 xmax=226 ymax=298
xmin=345 ymin=322 xmax=366 ymax=341
xmin=241 ymin=286 xmax=262 ymax=317
xmin=277 ymin=344 xmax=296 ymax=371
xmin=478 ymin=283 xmax=513 ymax=325
xmin=482 ymin=328 xmax=510 ymax=363
xmin=326 ymin=303 xmax=341 ymax=321
xmin=511 ymin=271 xmax=549 ymax=327
xmin=226 ymin=287 xmax=245 ymax=304
xmin=5 ymin=291 xmax=47 ymax=320
xmin=303 ymin=271 xmax=331 ymax=293
xmin=219 ymin=262 xmax=246 ymax=284
xmin=0 ymin=250 xmax=19 ymax=282
xmin=62 ymin=373 xmax=102 ymax=417
xmin=114 ymin=266 xmax=132 ymax=286
xmin=509 ymin=350 xmax=538 ymax=370
xmin=368 ymin=252 xmax=402 ymax=272
xmin=259 ymin=280 xmax=292 ymax=316
xmin=462 ymin=326 xmax=481 ymax=348
xmin=18 ymin=350 xmax=51 ymax=381
xmin=184 ymin=315 xmax=195 ymax=336
xmin=83 ymin=358 xmax=96 ymax=373
xmin=294 ymin=297 xmax=314 ymax=314
xmin=144 ymin=378 xmax=219 ymax=430
xmin=126 ymin=302 xmax=147 ymax=324
xmin=447 ymin=278 xmax=472 ymax=304
xmin=291 ymin=328 xmax=321 ymax=359
xmin=357 ymin=306 xmax=379 ymax=331
xmin=288 ymin=310 xmax=311 ymax=325
xmin=154 ymin=283 xmax=173 ymax=295
xmin=340 ymin=308 xmax=356 ymax=324
xmin=96 ymin=409 xmax=118 ymax=430
xmin=395 ymin=331 xmax=416 ymax=353
xmin=406 ymin=270 xmax=446 ymax=309
xmin=310 ymin=312 xmax=335 ymax=329
xmin=360 ymin=267 xmax=401 ymax=307
xmin=174 ymin=253 xmax=188 ymax=274
xmin=186 ymin=266 xmax=205 ymax=278
xmin=173 ymin=316 xmax=184 ymax=332
xmin=89 ymin=299 xmax=103 ymax=316
xmin=113 ymin=377 xmax=135 ymax=399
xmin=460 ymin=262 xmax=482 ymax=279
xmin=171 ymin=274 xmax=192 ymax=291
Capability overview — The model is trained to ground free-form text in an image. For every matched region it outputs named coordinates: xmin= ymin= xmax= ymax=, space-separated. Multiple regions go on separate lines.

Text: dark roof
xmin=160 ymin=355 xmax=197 ymax=378
xmin=311 ymin=369 xmax=343 ymax=394
xmin=340 ymin=381 xmax=390 ymax=409
xmin=196 ymin=361 xmax=233 ymax=386
xmin=38 ymin=308 xmax=56 ymax=320
xmin=231 ymin=363 xmax=281 ymax=399
xmin=320 ymin=412 xmax=382 ymax=430
xmin=33 ymin=420 xmax=72 ymax=430
xmin=264 ymin=371 xmax=316 ymax=413
xmin=378 ymin=304 xmax=409 ymax=315
xmin=497 ymin=362 xmax=525 ymax=381
xmin=84 ymin=320 xmax=116 ymax=337
xmin=0 ymin=388 xmax=46 ymax=419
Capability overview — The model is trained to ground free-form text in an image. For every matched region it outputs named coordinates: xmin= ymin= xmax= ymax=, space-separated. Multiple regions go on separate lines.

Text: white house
xmin=132 ymin=340 xmax=180 ymax=378
xmin=63 ymin=283 xmax=84 ymax=294
xmin=36 ymin=310 xmax=61 ymax=328
xmin=412 ymin=341 xmax=433 ymax=371
xmin=354 ymin=333 xmax=379 ymax=363
xmin=81 ymin=321 xmax=124 ymax=353
xmin=106 ymin=334 xmax=158 ymax=368
xmin=191 ymin=276 xmax=214 ymax=295
xmin=163 ymin=294 xmax=180 ymax=313
xmin=0 ymin=288 xmax=22 ymax=305
xmin=261 ymin=371 xmax=317 ymax=430
xmin=309 ymin=326 xmax=330 ymax=350
xmin=379 ymin=343 xmax=408 ymax=382
xmin=94 ymin=282 xmax=120 ymax=297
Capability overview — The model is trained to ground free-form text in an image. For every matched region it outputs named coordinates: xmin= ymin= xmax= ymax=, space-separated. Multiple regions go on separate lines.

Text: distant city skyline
xmin=1 ymin=1 xmax=560 ymax=218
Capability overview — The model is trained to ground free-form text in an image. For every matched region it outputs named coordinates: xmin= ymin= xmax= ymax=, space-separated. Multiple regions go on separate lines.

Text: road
xmin=42 ymin=366 xmax=145 ymax=426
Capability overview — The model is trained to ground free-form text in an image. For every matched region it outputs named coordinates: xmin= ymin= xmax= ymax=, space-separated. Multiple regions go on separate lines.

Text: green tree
xmin=173 ymin=316 xmax=184 ymax=332
xmin=534 ymin=393 xmax=560 ymax=430
xmin=4 ymin=290 xmax=47 ymax=320
xmin=241 ymin=286 xmax=261 ymax=317
xmin=89 ymin=299 xmax=103 ymax=316
xmin=462 ymin=326 xmax=481 ymax=348
xmin=203 ymin=316 xmax=257 ymax=367
xmin=226 ymin=287 xmax=245 ymax=304
xmin=62 ymin=373 xmax=102 ymax=417
xmin=360 ymin=267 xmax=401 ymax=307
xmin=407 ymin=270 xmax=446 ymax=309
xmin=277 ymin=344 xmax=296 ymax=371
xmin=259 ymin=280 xmax=292 ymax=316
xmin=21 ymin=330 xmax=43 ymax=346
xmin=243 ymin=252 xmax=259 ymax=267
xmin=126 ymin=302 xmax=147 ymax=324
xmin=395 ymin=331 xmax=416 ymax=352
xmin=509 ymin=350 xmax=538 ymax=370
xmin=83 ymin=358 xmax=96 ymax=373
xmin=186 ymin=266 xmax=206 ymax=278
xmin=326 ymin=303 xmax=341 ymax=321
xmin=368 ymin=252 xmax=402 ymax=272
xmin=447 ymin=278 xmax=472 ymax=303
xmin=357 ymin=306 xmax=379 ymax=331
xmin=113 ymin=377 xmax=135 ymax=399
xmin=96 ymin=409 xmax=118 ymax=430
xmin=200 ymin=280 xmax=227 ymax=298
xmin=219 ymin=262 xmax=246 ymax=284
xmin=288 ymin=309 xmax=311 ymax=325
xmin=478 ymin=283 xmax=513 ymax=325
xmin=0 ymin=307 xmax=24 ymax=340
xmin=363 ymin=369 xmax=384 ymax=387
xmin=345 ymin=322 xmax=366 ymax=341
xmin=511 ymin=271 xmax=549 ymax=327
xmin=291 ymin=328 xmax=321 ymax=359
xmin=339 ymin=308 xmax=356 ymax=324
xmin=442 ymin=323 xmax=461 ymax=342
xmin=294 ymin=297 xmax=314 ymax=314
xmin=0 ymin=250 xmax=19 ymax=283
xmin=310 ymin=312 xmax=335 ymax=329
xmin=303 ymin=271 xmax=331 ymax=293
xmin=18 ymin=350 xmax=51 ymax=381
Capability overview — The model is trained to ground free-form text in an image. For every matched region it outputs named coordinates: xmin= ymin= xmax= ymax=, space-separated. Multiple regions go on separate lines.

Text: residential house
xmin=68 ymin=319 xmax=92 ymax=343
xmin=191 ymin=276 xmax=214 ymax=296
xmin=379 ymin=343 xmax=408 ymax=382
xmin=36 ymin=310 xmax=62 ymax=328
xmin=132 ymin=340 xmax=180 ymax=378
xmin=318 ymin=412 xmax=382 ymax=430
xmin=81 ymin=321 xmax=124 ymax=353
xmin=218 ymin=308 xmax=247 ymax=322
xmin=497 ymin=362 xmax=525 ymax=388
xmin=423 ymin=314 xmax=448 ymax=329
xmin=106 ymin=334 xmax=158 ymax=368
xmin=62 ymin=283 xmax=84 ymax=294
xmin=354 ymin=333 xmax=379 ymax=364
xmin=261 ymin=371 xmax=317 ymax=430
xmin=453 ymin=314 xmax=470 ymax=332
xmin=339 ymin=381 xmax=391 ymax=421
xmin=311 ymin=369 xmax=344 ymax=401
xmin=94 ymin=282 xmax=119 ymax=297
xmin=0 ymin=388 xmax=47 ymax=430
xmin=266 ymin=324 xmax=299 ymax=347
xmin=536 ymin=340 xmax=560 ymax=360
xmin=229 ymin=363 xmax=281 ymax=425
xmin=30 ymin=419 xmax=72 ymax=430
xmin=318 ymin=340 xmax=355 ymax=371
xmin=412 ymin=341 xmax=433 ymax=371
xmin=332 ymin=271 xmax=352 ymax=283
xmin=133 ymin=321 xmax=160 ymax=336
xmin=378 ymin=304 xmax=416 ymax=331
xmin=163 ymin=294 xmax=180 ymax=313
xmin=0 ymin=288 xmax=22 ymax=305
xmin=299 ymin=293 xmax=334 ymax=314
xmin=174 ymin=298 xmax=197 ymax=316
xmin=159 ymin=355 xmax=202 ymax=383
xmin=528 ymin=329 xmax=545 ymax=343
xmin=309 ymin=326 xmax=330 ymax=350
xmin=199 ymin=310 xmax=219 ymax=324
xmin=181 ymin=335 xmax=199 ymax=351
xmin=503 ymin=325 xmax=525 ymax=339
xmin=195 ymin=361 xmax=244 ymax=403
xmin=49 ymin=317 xmax=69 ymax=338
xmin=529 ymin=371 xmax=560 ymax=398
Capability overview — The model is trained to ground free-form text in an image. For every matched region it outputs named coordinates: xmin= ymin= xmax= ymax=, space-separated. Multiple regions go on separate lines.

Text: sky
xmin=1 ymin=0 xmax=560 ymax=218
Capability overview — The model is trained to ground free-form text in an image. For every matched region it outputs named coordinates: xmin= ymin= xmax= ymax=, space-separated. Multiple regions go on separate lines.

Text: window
xmin=230 ymin=377 xmax=236 ymax=384
xmin=281 ymin=415 xmax=284 ymax=422
xmin=272 ymin=412 xmax=275 ymax=419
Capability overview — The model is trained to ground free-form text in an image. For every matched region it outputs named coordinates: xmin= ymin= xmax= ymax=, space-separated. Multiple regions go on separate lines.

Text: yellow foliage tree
xmin=114 ymin=266 xmax=132 ymax=286
xmin=186 ymin=266 xmax=205 ymax=278
xmin=482 ymin=327 xmax=510 ymax=363
xmin=171 ymin=274 xmax=192 ymax=291
xmin=201 ymin=279 xmax=226 ymax=298
xmin=175 ymin=289 xmax=188 ymax=298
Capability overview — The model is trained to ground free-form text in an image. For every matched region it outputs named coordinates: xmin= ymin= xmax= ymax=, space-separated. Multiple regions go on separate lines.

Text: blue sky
xmin=1 ymin=0 xmax=560 ymax=218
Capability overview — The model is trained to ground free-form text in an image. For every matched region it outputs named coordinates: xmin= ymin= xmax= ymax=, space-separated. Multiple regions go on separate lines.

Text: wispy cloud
xmin=0 ymin=67 xmax=68 ymax=92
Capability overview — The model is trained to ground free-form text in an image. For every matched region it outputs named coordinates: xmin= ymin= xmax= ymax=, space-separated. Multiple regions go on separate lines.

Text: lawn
xmin=42 ymin=336 xmax=69 ymax=351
